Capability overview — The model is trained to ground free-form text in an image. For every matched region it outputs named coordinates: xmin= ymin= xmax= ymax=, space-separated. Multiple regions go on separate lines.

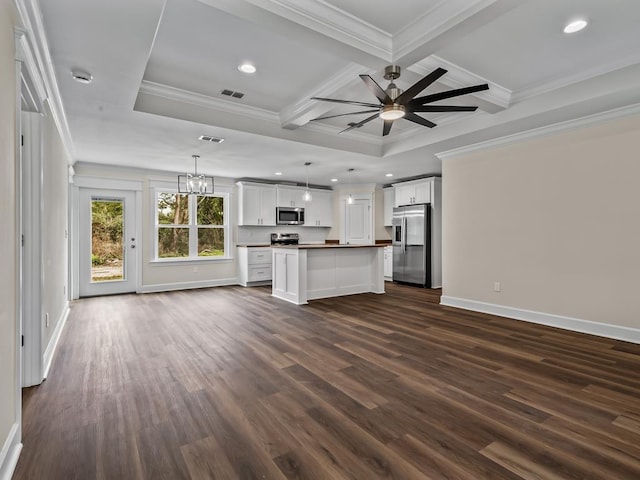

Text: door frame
xmin=71 ymin=177 xmax=143 ymax=299
xmin=340 ymin=193 xmax=373 ymax=245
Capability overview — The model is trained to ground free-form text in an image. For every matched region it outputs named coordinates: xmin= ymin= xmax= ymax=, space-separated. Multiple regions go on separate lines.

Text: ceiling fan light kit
xmin=310 ymin=64 xmax=488 ymax=136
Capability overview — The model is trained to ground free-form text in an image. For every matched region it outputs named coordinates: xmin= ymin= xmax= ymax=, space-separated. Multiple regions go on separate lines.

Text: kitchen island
xmin=271 ymin=244 xmax=385 ymax=305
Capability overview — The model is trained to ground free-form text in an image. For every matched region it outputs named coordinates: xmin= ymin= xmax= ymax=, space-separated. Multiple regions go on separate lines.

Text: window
xmin=156 ymin=191 xmax=229 ymax=260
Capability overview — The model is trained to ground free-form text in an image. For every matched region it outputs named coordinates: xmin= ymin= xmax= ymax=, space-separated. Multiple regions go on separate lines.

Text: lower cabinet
xmin=383 ymin=245 xmax=393 ymax=280
xmin=238 ymin=246 xmax=272 ymax=286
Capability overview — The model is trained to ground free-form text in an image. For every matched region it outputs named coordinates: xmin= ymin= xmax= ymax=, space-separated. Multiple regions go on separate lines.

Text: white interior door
xmin=79 ymin=189 xmax=138 ymax=297
xmin=345 ymin=197 xmax=372 ymax=245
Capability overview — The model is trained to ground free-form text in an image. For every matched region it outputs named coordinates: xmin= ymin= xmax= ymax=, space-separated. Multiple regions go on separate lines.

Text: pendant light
xmin=178 ymin=155 xmax=214 ymax=195
xmin=347 ymin=168 xmax=354 ymax=204
xmin=303 ymin=162 xmax=312 ymax=202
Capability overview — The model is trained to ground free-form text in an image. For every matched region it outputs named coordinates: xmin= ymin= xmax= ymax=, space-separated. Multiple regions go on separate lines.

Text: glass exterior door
xmin=79 ymin=189 xmax=137 ymax=297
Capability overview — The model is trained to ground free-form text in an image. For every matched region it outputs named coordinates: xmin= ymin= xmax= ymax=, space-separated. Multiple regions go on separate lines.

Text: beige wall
xmin=443 ymin=114 xmax=640 ymax=330
xmin=0 ymin=0 xmax=18 ymax=462
xmin=42 ymin=104 xmax=69 ymax=349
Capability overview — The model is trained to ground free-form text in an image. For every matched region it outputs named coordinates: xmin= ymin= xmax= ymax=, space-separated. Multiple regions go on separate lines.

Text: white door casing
xmin=78 ymin=189 xmax=138 ymax=297
xmin=342 ymin=194 xmax=372 ymax=245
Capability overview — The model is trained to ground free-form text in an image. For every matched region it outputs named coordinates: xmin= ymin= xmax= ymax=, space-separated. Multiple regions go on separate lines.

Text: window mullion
xmin=190 ymin=195 xmax=198 ymax=257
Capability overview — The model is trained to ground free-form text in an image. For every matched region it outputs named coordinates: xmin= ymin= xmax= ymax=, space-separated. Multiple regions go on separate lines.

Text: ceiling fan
xmin=310 ymin=65 xmax=488 ymax=136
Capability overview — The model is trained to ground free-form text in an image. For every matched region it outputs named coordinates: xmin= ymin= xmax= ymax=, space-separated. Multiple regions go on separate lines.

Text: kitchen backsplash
xmin=237 ymin=226 xmax=329 ymax=245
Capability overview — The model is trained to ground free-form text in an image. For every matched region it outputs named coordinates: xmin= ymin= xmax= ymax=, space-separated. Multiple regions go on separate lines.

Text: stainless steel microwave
xmin=276 ymin=207 xmax=305 ymax=225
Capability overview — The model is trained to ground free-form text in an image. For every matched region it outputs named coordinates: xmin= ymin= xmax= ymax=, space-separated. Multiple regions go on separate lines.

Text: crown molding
xmin=279 ymin=62 xmax=371 ymax=129
xmin=138 ymin=80 xmax=382 ymax=145
xmin=410 ymin=55 xmax=511 ymax=109
xmin=14 ymin=0 xmax=75 ymax=163
xmin=513 ymin=51 xmax=640 ymax=104
xmin=247 ymin=0 xmax=392 ymax=60
xmin=139 ymin=80 xmax=280 ymax=123
xmin=436 ymin=102 xmax=640 ymax=160
xmin=392 ymin=0 xmax=498 ymax=63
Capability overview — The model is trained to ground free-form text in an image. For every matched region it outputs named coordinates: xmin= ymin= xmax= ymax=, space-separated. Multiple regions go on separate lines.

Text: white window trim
xmin=152 ymin=184 xmax=231 ymax=262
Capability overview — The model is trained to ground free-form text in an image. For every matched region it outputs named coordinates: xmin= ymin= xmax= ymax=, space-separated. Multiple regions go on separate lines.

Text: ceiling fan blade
xmin=411 ymin=105 xmax=478 ymax=113
xmin=339 ymin=113 xmax=379 ymax=134
xmin=404 ymin=113 xmax=436 ymax=128
xmin=311 ymin=109 xmax=380 ymax=121
xmin=395 ymin=67 xmax=447 ymax=105
xmin=411 ymin=84 xmax=489 ymax=106
xmin=382 ymin=120 xmax=393 ymax=136
xmin=359 ymin=75 xmax=392 ymax=105
xmin=311 ymin=97 xmax=381 ymax=108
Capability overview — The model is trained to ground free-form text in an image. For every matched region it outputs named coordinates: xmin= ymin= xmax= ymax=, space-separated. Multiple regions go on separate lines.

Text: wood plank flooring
xmin=14 ymin=283 xmax=640 ymax=479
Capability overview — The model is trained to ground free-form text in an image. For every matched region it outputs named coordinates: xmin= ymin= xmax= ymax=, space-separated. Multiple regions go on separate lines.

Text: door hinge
xmin=21 ymin=335 xmax=24 ymax=347
xmin=21 ymin=234 xmax=24 ymax=246
xmin=21 ymin=135 xmax=24 ymax=146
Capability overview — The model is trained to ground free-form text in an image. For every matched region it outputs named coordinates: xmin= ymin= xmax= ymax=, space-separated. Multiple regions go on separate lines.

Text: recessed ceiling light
xmin=385 ymin=173 xmax=393 ymax=177
xmin=331 ymin=178 xmax=338 ymax=182
xmin=275 ymin=172 xmax=282 ymax=176
xmin=238 ymin=63 xmax=256 ymax=74
xmin=71 ymin=69 xmax=93 ymax=84
xmin=563 ymin=19 xmax=587 ymax=34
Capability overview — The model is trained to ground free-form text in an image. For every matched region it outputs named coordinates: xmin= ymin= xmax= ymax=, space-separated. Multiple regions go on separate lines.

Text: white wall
xmin=442 ymin=113 xmax=640 ymax=340
xmin=41 ymin=103 xmax=69 ymax=357
xmin=73 ymin=164 xmax=239 ymax=293
xmin=0 ymin=0 xmax=19 ymax=475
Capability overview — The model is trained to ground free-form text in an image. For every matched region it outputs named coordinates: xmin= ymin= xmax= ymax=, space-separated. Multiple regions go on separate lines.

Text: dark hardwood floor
xmin=14 ymin=283 xmax=640 ymax=479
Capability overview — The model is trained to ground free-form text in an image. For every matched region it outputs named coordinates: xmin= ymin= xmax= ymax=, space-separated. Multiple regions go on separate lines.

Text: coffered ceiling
xmin=38 ymin=0 xmax=640 ymax=186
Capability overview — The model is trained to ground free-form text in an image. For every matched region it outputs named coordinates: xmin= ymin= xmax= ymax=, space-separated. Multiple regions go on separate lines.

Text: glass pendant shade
xmin=303 ymin=189 xmax=312 ymax=202
xmin=304 ymin=162 xmax=312 ymax=202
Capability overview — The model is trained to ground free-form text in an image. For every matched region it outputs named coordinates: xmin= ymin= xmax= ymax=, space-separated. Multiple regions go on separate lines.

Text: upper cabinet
xmin=304 ymin=189 xmax=333 ymax=227
xmin=277 ymin=186 xmax=306 ymax=208
xmin=237 ymin=182 xmax=276 ymax=226
xmin=383 ymin=187 xmax=394 ymax=227
xmin=393 ymin=178 xmax=438 ymax=207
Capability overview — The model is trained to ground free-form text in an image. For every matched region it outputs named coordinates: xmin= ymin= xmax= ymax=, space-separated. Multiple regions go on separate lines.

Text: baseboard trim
xmin=440 ymin=296 xmax=640 ymax=344
xmin=0 ymin=423 xmax=22 ymax=480
xmin=139 ymin=278 xmax=238 ymax=294
xmin=43 ymin=302 xmax=70 ymax=379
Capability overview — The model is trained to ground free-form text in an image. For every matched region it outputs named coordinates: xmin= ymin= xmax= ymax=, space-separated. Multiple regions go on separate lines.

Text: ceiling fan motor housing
xmin=383 ymin=65 xmax=401 ymax=80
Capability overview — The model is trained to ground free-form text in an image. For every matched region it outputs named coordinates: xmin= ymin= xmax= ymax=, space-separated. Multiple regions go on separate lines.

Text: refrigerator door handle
xmin=402 ymin=216 xmax=407 ymax=253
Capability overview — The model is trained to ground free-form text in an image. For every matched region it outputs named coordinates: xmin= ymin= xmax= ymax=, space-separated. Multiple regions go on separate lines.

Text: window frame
xmin=152 ymin=185 xmax=231 ymax=262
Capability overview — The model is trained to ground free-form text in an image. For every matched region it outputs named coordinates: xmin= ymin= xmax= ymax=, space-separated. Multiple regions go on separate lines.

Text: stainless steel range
xmin=270 ymin=233 xmax=299 ymax=245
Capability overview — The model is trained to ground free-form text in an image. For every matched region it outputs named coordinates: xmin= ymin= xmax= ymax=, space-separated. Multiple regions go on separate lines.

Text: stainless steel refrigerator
xmin=392 ymin=204 xmax=431 ymax=287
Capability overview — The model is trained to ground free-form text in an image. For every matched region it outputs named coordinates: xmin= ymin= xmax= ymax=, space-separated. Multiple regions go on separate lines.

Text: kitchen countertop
xmin=272 ymin=243 xmax=386 ymax=249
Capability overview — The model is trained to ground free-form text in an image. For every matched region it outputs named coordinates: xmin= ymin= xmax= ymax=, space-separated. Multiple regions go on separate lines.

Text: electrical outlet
xmin=45 ymin=313 xmax=49 ymax=328
xmin=494 ymin=282 xmax=501 ymax=292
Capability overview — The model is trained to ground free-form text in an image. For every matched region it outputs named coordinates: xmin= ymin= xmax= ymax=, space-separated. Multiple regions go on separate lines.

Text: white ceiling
xmin=38 ymin=0 xmax=640 ymax=186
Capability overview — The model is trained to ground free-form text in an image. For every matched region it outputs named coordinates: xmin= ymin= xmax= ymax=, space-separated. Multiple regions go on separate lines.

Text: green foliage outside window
xmin=157 ymin=192 xmax=225 ymax=258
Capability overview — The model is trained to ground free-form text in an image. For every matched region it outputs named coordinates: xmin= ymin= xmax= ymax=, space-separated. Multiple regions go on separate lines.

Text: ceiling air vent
xmin=199 ymin=135 xmax=224 ymax=143
xmin=221 ymin=89 xmax=245 ymax=99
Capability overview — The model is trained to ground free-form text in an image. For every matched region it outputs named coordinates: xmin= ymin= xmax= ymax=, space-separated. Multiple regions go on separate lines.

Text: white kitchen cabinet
xmin=277 ymin=185 xmax=306 ymax=208
xmin=304 ymin=189 xmax=333 ymax=227
xmin=383 ymin=187 xmax=394 ymax=226
xmin=383 ymin=245 xmax=393 ymax=280
xmin=237 ymin=182 xmax=276 ymax=226
xmin=238 ymin=246 xmax=272 ymax=286
xmin=393 ymin=178 xmax=435 ymax=206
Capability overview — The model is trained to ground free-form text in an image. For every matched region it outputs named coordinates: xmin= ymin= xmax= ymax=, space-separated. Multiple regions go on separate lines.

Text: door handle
xmin=131 ymin=245 xmax=136 ymax=249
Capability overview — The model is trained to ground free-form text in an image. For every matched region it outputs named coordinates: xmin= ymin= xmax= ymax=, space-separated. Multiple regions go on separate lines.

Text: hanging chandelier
xmin=178 ymin=155 xmax=214 ymax=195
